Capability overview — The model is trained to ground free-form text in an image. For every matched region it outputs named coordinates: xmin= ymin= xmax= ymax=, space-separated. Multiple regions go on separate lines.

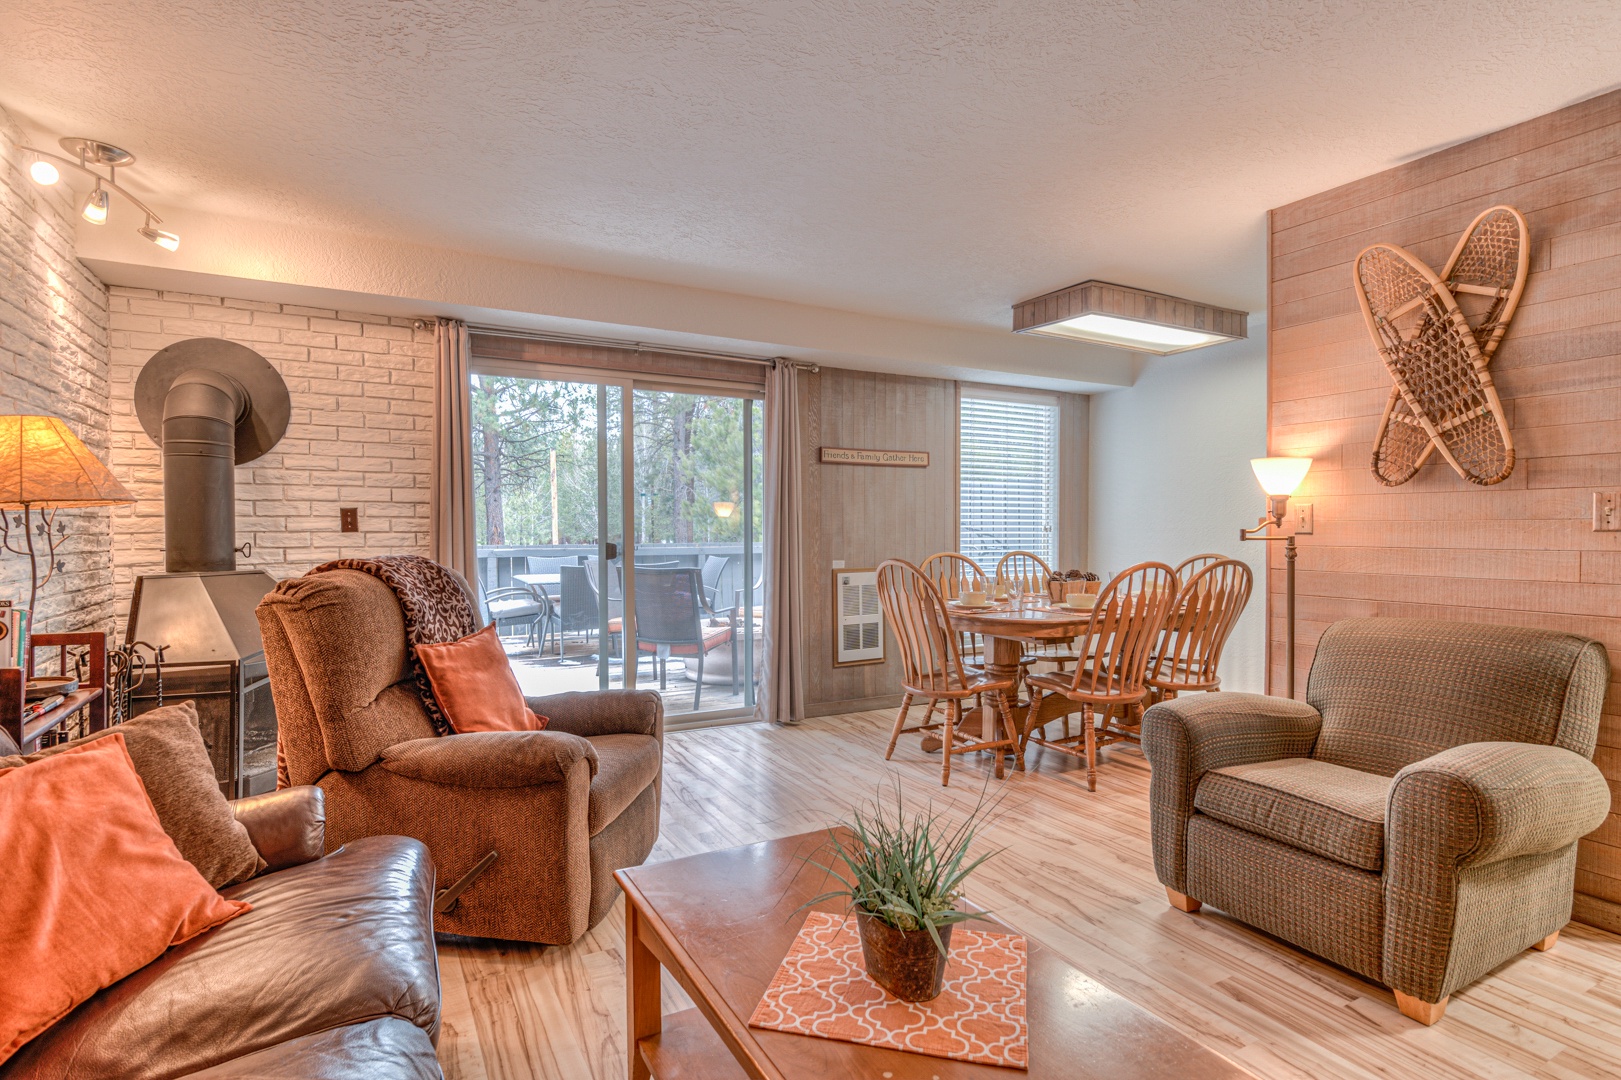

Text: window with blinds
xmin=958 ymin=393 xmax=1059 ymax=566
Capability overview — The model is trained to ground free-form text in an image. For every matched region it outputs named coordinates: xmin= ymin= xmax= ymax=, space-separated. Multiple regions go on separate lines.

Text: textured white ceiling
xmin=3 ymin=0 xmax=1619 ymax=331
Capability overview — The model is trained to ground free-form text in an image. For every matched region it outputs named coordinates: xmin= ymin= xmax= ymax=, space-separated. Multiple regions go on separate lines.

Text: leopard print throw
xmin=310 ymin=554 xmax=480 ymax=736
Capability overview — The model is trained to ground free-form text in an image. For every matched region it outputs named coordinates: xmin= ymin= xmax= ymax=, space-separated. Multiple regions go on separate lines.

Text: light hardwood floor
xmin=437 ymin=710 xmax=1621 ymax=1080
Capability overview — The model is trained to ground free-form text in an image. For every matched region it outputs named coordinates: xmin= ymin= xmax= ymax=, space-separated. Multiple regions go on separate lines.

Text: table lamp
xmin=0 ymin=416 xmax=136 ymax=633
xmin=1239 ymin=456 xmax=1312 ymax=698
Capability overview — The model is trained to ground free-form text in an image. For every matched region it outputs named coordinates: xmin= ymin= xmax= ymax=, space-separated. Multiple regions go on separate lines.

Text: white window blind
xmin=959 ymin=394 xmax=1059 ymax=566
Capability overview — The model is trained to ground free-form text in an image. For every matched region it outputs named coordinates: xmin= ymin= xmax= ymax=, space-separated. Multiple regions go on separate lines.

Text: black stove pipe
xmin=161 ymin=369 xmax=247 ymax=573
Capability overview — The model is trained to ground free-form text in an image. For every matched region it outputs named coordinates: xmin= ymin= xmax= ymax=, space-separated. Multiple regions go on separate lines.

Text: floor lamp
xmin=0 ymin=416 xmax=135 ymax=636
xmin=1239 ymin=456 xmax=1312 ymax=699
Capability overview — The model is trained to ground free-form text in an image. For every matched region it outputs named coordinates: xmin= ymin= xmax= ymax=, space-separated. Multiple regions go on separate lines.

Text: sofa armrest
xmin=524 ymin=689 xmax=664 ymax=740
xmin=1390 ymin=742 xmax=1610 ymax=869
xmin=231 ymin=786 xmax=326 ymax=873
xmin=1141 ymin=692 xmax=1323 ymax=893
xmin=378 ymin=730 xmax=599 ymax=789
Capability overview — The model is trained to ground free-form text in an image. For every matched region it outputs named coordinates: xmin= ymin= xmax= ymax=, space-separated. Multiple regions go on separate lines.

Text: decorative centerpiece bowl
xmin=807 ymin=785 xmax=999 ymax=1002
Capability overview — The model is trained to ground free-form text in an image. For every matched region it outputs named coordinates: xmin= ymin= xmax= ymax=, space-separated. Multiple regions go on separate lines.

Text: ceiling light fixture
xmin=22 ymin=136 xmax=178 ymax=251
xmin=80 ymin=182 xmax=109 ymax=224
xmin=1013 ymin=280 xmax=1247 ymax=355
xmin=139 ymin=220 xmax=180 ymax=251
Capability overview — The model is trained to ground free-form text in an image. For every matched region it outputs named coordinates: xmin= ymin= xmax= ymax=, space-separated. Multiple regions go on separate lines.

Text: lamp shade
xmin=0 ymin=416 xmax=135 ymax=507
xmin=1250 ymin=456 xmax=1312 ymax=497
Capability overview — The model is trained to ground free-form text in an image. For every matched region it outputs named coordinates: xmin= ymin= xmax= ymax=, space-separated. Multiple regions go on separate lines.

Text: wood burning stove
xmin=125 ymin=570 xmax=279 ymax=797
xmin=126 ymin=338 xmax=292 ymax=797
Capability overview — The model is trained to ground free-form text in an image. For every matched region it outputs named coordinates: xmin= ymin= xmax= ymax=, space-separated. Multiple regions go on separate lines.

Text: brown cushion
xmin=0 ymin=701 xmax=264 ymax=888
xmin=1194 ymin=757 xmax=1390 ymax=872
xmin=587 ymin=733 xmax=662 ymax=836
xmin=415 ymin=624 xmax=546 ymax=733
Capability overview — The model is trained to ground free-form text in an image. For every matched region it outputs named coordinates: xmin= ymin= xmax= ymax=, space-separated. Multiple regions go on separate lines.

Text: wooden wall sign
xmin=818 ymin=447 xmax=929 ymax=467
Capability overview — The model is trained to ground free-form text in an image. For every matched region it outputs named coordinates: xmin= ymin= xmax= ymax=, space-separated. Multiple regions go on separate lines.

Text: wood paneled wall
xmin=1267 ymin=88 xmax=1621 ymax=931
xmin=800 ymin=368 xmax=960 ymax=715
xmin=798 ymin=369 xmax=1090 ymax=715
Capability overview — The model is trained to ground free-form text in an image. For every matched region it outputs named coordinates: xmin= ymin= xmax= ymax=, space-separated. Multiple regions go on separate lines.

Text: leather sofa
xmin=1143 ymin=617 xmax=1612 ymax=1025
xmin=257 ymin=567 xmax=664 ymax=944
xmin=0 ymin=781 xmax=444 ymax=1080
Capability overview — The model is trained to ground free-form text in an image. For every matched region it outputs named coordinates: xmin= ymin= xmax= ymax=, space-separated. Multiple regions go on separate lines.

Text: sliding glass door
xmin=469 ymin=361 xmax=762 ymax=721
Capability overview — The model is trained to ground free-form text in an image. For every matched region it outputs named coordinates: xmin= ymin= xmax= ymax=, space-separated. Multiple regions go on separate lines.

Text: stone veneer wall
xmin=106 ymin=287 xmax=435 ymax=630
xmin=0 ymin=112 xmax=114 ymax=633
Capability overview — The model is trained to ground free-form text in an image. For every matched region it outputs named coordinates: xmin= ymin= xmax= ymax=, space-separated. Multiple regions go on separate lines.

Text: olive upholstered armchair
xmin=257 ymin=568 xmax=663 ymax=945
xmin=1142 ymin=618 xmax=1611 ymax=1025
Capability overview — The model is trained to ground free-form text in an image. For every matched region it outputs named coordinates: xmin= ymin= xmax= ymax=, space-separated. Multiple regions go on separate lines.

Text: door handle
xmin=604 ymin=541 xmax=619 ymax=561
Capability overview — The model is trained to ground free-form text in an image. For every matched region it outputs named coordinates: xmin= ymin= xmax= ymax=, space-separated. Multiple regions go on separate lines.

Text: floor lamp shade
xmin=0 ymin=416 xmax=134 ymax=508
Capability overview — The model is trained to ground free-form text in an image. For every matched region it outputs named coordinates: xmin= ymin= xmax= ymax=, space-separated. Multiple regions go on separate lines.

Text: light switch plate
xmin=1594 ymin=493 xmax=1621 ymax=532
xmin=340 ymin=507 xmax=359 ymax=533
xmin=831 ymin=559 xmax=845 ymax=568
xmin=1293 ymin=502 xmax=1314 ymax=535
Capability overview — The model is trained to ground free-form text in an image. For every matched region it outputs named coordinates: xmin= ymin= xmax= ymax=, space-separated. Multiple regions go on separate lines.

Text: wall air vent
xmin=834 ymin=569 xmax=884 ymax=666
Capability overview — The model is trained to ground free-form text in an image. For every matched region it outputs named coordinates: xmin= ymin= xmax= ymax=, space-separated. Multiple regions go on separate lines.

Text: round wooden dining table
xmin=944 ymin=599 xmax=1097 ymax=765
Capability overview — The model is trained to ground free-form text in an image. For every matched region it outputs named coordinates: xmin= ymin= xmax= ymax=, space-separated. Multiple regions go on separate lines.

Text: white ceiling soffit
xmin=4 ymin=0 xmax=1620 ymax=385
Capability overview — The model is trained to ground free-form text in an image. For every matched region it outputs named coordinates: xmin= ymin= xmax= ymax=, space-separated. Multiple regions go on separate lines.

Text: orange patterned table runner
xmin=748 ymin=911 xmax=1028 ymax=1069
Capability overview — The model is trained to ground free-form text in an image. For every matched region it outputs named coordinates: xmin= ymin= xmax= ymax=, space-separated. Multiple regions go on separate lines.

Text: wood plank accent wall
xmin=799 ymin=369 xmax=1091 ymax=715
xmin=1267 ymin=88 xmax=1621 ymax=932
xmin=800 ymin=368 xmax=960 ymax=715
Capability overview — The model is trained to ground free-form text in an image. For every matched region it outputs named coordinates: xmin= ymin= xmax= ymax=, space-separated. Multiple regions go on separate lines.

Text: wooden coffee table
xmin=616 ymin=831 xmax=1253 ymax=1080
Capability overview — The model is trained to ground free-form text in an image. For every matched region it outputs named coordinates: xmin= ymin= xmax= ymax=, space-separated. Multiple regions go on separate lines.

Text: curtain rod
xmin=460 ymin=322 xmax=800 ymax=368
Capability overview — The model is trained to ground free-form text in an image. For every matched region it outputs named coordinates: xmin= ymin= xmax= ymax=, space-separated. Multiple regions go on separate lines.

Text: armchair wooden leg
xmin=1394 ymin=991 xmax=1448 ymax=1026
xmin=1165 ymin=888 xmax=1201 ymax=913
xmin=1531 ymin=931 xmax=1559 ymax=952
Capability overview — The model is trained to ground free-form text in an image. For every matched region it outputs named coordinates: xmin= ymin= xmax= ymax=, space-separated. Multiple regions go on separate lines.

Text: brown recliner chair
xmin=257 ymin=567 xmax=663 ymax=944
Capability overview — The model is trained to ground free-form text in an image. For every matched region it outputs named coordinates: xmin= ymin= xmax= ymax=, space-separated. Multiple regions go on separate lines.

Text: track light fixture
xmin=80 ymin=182 xmax=109 ymax=224
xmin=139 ymin=220 xmax=180 ymax=251
xmin=23 ymin=137 xmax=178 ymax=251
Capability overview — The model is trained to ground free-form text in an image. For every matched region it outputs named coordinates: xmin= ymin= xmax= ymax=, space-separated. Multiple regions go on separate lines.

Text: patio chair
xmin=560 ymin=563 xmax=617 ymax=658
xmin=632 ymin=567 xmax=736 ymax=710
xmin=700 ymin=554 xmax=732 ymax=617
xmin=478 ymin=573 xmax=552 ymax=652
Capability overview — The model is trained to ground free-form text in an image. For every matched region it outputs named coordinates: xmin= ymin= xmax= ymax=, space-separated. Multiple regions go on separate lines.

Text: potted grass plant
xmin=807 ymin=785 xmax=1001 ymax=1002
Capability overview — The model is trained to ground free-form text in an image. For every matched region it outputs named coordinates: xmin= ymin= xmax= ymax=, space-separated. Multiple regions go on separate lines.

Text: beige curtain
xmin=431 ymin=318 xmax=477 ymax=583
xmin=759 ymin=360 xmax=807 ymax=725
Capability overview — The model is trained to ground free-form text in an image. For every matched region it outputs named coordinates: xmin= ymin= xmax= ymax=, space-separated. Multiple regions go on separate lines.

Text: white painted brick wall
xmin=107 ymin=288 xmax=435 ymax=631
xmin=0 ymin=111 xmax=115 ymax=634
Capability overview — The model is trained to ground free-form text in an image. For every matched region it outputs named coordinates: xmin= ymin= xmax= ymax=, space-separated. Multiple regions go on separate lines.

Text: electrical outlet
xmin=831 ymin=559 xmax=845 ymax=569
xmin=1594 ymin=493 xmax=1621 ymax=532
xmin=1293 ymin=502 xmax=1314 ymax=535
xmin=340 ymin=507 xmax=359 ymax=533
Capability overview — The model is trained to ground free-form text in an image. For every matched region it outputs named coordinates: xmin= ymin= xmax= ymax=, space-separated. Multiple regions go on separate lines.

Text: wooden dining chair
xmin=1172 ymin=552 xmax=1226 ymax=583
xmin=875 ymin=559 xmax=1021 ymax=787
xmin=1148 ymin=558 xmax=1252 ymax=704
xmin=920 ymin=552 xmax=989 ymax=666
xmin=996 ymin=550 xmax=1080 ymax=672
xmin=1020 ymin=562 xmax=1178 ymax=791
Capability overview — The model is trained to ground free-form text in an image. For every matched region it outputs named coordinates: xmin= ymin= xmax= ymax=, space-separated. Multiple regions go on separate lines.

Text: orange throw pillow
xmin=416 ymin=624 xmax=548 ymax=733
xmin=0 ymin=735 xmax=250 ymax=1064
